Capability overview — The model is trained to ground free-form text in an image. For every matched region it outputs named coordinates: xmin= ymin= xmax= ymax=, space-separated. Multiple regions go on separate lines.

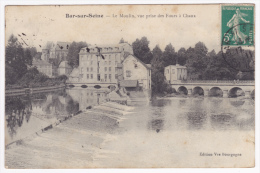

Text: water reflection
xmin=5 ymin=88 xmax=108 ymax=143
xmin=5 ymin=88 xmax=254 ymax=144
xmin=142 ymin=97 xmax=254 ymax=132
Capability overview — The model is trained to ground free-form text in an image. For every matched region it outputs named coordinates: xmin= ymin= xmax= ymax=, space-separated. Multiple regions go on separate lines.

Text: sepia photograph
xmin=1 ymin=2 xmax=259 ymax=171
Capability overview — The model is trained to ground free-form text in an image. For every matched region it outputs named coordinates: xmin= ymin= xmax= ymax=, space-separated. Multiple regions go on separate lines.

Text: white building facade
xmin=164 ymin=64 xmax=187 ymax=84
xmin=121 ymin=55 xmax=151 ymax=90
xmin=77 ymin=43 xmax=133 ymax=85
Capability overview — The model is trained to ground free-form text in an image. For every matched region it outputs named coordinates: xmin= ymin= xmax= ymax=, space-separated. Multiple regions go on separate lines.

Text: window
xmin=109 ymin=61 xmax=111 ymax=65
xmin=115 ymin=74 xmax=118 ymax=79
xmin=135 ymin=64 xmax=138 ymax=68
xmin=87 ymin=67 xmax=89 ymax=72
xmin=90 ymin=67 xmax=93 ymax=71
xmin=105 ymin=67 xmax=107 ymax=71
xmin=87 ymin=74 xmax=89 ymax=79
xmin=109 ymin=74 xmax=111 ymax=79
xmin=90 ymin=61 xmax=93 ymax=65
xmin=109 ymin=67 xmax=111 ymax=71
xmin=126 ymin=70 xmax=131 ymax=77
xmin=91 ymin=74 xmax=93 ymax=79
xmin=172 ymin=69 xmax=175 ymax=74
xmin=105 ymin=74 xmax=107 ymax=80
xmin=105 ymin=61 xmax=107 ymax=65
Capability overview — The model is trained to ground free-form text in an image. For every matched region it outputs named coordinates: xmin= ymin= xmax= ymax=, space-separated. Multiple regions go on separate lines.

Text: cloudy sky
xmin=5 ymin=5 xmax=221 ymax=52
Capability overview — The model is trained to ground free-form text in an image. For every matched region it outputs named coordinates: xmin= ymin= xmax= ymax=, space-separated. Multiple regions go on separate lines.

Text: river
xmin=5 ymin=88 xmax=255 ymax=168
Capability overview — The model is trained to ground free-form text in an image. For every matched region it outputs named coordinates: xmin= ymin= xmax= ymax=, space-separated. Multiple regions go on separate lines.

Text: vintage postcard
xmin=3 ymin=4 xmax=256 ymax=169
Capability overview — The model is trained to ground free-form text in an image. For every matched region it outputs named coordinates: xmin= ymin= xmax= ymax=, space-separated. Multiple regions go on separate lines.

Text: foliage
xmin=162 ymin=43 xmax=177 ymax=66
xmin=5 ymin=34 xmax=28 ymax=80
xmin=67 ymin=41 xmax=88 ymax=68
xmin=150 ymin=45 xmax=172 ymax=95
xmin=5 ymin=64 xmax=19 ymax=85
xmin=34 ymin=52 xmax=42 ymax=60
xmin=132 ymin=37 xmax=152 ymax=64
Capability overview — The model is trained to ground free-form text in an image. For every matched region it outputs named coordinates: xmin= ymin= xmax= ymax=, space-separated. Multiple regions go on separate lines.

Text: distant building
xmin=121 ymin=55 xmax=151 ymax=90
xmin=78 ymin=43 xmax=133 ymax=84
xmin=58 ymin=61 xmax=72 ymax=76
xmin=32 ymin=59 xmax=54 ymax=77
xmin=164 ymin=64 xmax=187 ymax=84
xmin=49 ymin=42 xmax=71 ymax=61
xmin=41 ymin=41 xmax=71 ymax=63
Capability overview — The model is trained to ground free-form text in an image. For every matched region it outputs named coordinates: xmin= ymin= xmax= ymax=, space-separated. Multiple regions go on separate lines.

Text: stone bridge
xmin=170 ymin=80 xmax=255 ymax=98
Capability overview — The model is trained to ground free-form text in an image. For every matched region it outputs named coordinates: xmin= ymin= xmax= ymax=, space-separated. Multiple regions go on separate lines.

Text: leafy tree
xmin=5 ymin=34 xmax=28 ymax=82
xmin=24 ymin=48 xmax=33 ymax=66
xmin=34 ymin=52 xmax=42 ymax=60
xmin=177 ymin=47 xmax=186 ymax=66
xmin=150 ymin=45 xmax=170 ymax=94
xmin=5 ymin=64 xmax=18 ymax=85
xmin=26 ymin=47 xmax=37 ymax=58
xmin=202 ymin=52 xmax=236 ymax=80
xmin=185 ymin=42 xmax=208 ymax=79
xmin=67 ymin=41 xmax=88 ymax=68
xmin=162 ymin=43 xmax=177 ymax=66
xmin=132 ymin=37 xmax=152 ymax=64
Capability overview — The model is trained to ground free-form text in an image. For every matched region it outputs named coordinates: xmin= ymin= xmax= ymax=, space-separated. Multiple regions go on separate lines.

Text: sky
xmin=5 ymin=5 xmax=221 ymax=52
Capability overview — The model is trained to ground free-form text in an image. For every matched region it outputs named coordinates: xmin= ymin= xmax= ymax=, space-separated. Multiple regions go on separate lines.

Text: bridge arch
xmin=177 ymin=86 xmax=188 ymax=95
xmin=192 ymin=86 xmax=204 ymax=96
xmin=229 ymin=87 xmax=245 ymax=98
xmin=94 ymin=85 xmax=101 ymax=89
xmin=81 ymin=85 xmax=88 ymax=88
xmin=209 ymin=87 xmax=223 ymax=97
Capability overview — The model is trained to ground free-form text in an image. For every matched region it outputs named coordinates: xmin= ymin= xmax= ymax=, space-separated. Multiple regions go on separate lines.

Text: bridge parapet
xmin=173 ymin=80 xmax=254 ymax=86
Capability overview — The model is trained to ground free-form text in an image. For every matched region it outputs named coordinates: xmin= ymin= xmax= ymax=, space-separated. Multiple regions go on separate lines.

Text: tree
xmin=132 ymin=37 xmax=152 ymax=64
xmin=150 ymin=45 xmax=170 ymax=95
xmin=24 ymin=48 xmax=33 ymax=66
xmin=185 ymin=42 xmax=208 ymax=79
xmin=67 ymin=41 xmax=88 ymax=68
xmin=5 ymin=34 xmax=28 ymax=80
xmin=34 ymin=52 xmax=42 ymax=60
xmin=26 ymin=47 xmax=37 ymax=58
xmin=162 ymin=43 xmax=177 ymax=66
xmin=177 ymin=47 xmax=186 ymax=66
xmin=5 ymin=64 xmax=18 ymax=85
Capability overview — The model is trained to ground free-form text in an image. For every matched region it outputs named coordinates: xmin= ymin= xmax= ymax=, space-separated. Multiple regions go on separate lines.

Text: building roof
xmin=87 ymin=42 xmax=131 ymax=49
xmin=120 ymin=80 xmax=138 ymax=87
xmin=79 ymin=42 xmax=132 ymax=54
xmin=32 ymin=59 xmax=52 ymax=66
xmin=123 ymin=54 xmax=152 ymax=69
xmin=165 ymin=64 xmax=186 ymax=69
xmin=54 ymin=42 xmax=71 ymax=50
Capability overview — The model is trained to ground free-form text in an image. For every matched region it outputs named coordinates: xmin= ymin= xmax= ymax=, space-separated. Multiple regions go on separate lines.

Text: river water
xmin=5 ymin=88 xmax=255 ymax=168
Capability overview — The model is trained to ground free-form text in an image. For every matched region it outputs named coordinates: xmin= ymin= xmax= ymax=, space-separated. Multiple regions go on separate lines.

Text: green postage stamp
xmin=222 ymin=4 xmax=254 ymax=46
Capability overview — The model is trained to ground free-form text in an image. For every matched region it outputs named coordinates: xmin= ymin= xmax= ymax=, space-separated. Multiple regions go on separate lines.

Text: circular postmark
xmin=221 ymin=23 xmax=254 ymax=72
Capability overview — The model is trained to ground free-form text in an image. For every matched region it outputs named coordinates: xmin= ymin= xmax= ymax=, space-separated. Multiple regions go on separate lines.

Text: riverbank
xmin=5 ymin=84 xmax=66 ymax=96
